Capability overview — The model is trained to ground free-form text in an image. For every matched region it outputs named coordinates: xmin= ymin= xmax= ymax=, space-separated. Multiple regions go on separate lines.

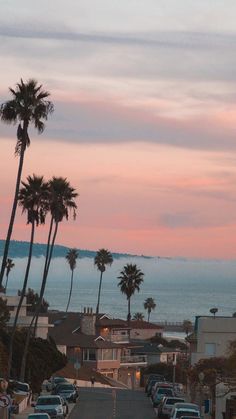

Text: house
xmin=129 ymin=320 xmax=163 ymax=340
xmin=130 ymin=341 xmax=182 ymax=366
xmin=188 ymin=316 xmax=236 ymax=365
xmin=48 ymin=309 xmax=148 ymax=388
xmin=3 ymin=294 xmax=51 ymax=339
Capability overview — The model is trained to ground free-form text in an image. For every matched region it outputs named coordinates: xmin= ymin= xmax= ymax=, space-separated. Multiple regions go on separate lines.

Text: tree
xmin=94 ymin=249 xmax=113 ymax=317
xmin=210 ymin=307 xmax=218 ymax=317
xmin=5 ymin=258 xmax=15 ymax=292
xmin=0 ymin=79 xmax=53 ymax=287
xmin=8 ymin=175 xmax=49 ymax=376
xmin=117 ymin=263 xmax=144 ymax=331
xmin=65 ymin=248 xmax=79 ymax=312
xmin=0 ymin=297 xmax=10 ymax=328
xmin=133 ymin=312 xmax=145 ymax=321
xmin=183 ymin=319 xmax=192 ymax=336
xmin=144 ymin=297 xmax=156 ymax=322
xmin=20 ymin=177 xmax=78 ymax=381
xmin=24 ymin=288 xmax=49 ymax=313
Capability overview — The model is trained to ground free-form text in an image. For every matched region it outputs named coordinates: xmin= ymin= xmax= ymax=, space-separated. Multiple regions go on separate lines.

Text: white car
xmin=34 ymin=395 xmax=65 ymax=419
xmin=170 ymin=403 xmax=200 ymax=419
xmin=159 ymin=397 xmax=185 ymax=418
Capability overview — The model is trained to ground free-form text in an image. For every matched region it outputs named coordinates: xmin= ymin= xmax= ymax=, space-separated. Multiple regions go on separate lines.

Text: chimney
xmin=81 ymin=309 xmax=96 ymax=335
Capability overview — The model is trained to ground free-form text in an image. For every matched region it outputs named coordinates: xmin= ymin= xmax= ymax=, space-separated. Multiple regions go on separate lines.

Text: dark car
xmin=147 ymin=379 xmax=160 ymax=397
xmin=145 ymin=374 xmax=165 ymax=392
xmin=53 ymin=383 xmax=78 ymax=403
xmin=47 ymin=377 xmax=68 ymax=392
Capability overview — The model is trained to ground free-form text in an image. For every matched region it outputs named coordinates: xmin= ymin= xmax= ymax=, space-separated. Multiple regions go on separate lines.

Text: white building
xmin=189 ymin=316 xmax=236 ymax=365
xmin=2 ymin=294 xmax=51 ymax=339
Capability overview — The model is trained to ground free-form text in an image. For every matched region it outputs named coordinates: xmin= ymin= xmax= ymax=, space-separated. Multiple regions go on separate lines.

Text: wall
xmin=191 ymin=317 xmax=236 ymax=365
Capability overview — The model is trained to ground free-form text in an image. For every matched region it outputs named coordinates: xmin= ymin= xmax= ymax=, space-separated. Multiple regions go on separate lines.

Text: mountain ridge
xmin=0 ymin=239 xmax=151 ymax=259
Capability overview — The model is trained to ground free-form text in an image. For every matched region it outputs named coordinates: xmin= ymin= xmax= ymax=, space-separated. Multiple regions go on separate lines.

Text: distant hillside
xmin=0 ymin=240 xmax=143 ymax=259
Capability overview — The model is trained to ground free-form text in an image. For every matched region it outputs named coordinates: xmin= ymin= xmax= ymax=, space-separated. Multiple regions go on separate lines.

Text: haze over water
xmin=5 ymin=256 xmax=236 ymax=323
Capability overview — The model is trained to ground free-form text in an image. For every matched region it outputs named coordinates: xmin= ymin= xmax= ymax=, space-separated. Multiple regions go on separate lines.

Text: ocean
xmin=4 ymin=256 xmax=236 ymax=323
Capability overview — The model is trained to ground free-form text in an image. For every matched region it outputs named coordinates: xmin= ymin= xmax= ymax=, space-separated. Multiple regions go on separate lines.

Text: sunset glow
xmin=1 ymin=1 xmax=236 ymax=258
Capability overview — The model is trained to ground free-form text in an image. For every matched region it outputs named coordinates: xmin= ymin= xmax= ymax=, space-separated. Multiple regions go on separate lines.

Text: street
xmin=69 ymin=387 xmax=156 ymax=419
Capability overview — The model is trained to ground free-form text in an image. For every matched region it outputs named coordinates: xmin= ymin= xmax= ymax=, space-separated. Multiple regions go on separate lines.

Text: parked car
xmin=151 ymin=382 xmax=173 ymax=400
xmin=152 ymin=387 xmax=174 ymax=408
xmin=145 ymin=374 xmax=165 ymax=392
xmin=46 ymin=377 xmax=68 ymax=392
xmin=9 ymin=379 xmax=30 ymax=396
xmin=28 ymin=414 xmax=50 ymax=419
xmin=53 ymin=383 xmax=78 ymax=403
xmin=147 ymin=379 xmax=160 ymax=397
xmin=158 ymin=397 xmax=185 ymax=418
xmin=170 ymin=403 xmax=200 ymax=419
xmin=34 ymin=395 xmax=66 ymax=419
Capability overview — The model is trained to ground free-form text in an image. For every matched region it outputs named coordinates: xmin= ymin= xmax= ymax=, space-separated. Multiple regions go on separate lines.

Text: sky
xmin=1 ymin=0 xmax=236 ymax=258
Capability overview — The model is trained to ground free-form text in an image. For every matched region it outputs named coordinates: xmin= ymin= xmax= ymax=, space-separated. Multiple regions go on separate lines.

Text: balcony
xmin=120 ymin=355 xmax=147 ymax=366
xmin=111 ymin=334 xmax=129 ymax=343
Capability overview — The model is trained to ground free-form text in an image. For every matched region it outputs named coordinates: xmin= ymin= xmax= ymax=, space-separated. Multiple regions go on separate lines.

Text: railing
xmin=111 ymin=335 xmax=129 ymax=343
xmin=120 ymin=355 xmax=147 ymax=364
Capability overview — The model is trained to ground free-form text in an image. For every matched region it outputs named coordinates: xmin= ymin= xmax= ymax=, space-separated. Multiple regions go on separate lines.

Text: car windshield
xmin=177 ymin=411 xmax=199 ymax=418
xmin=159 ymin=389 xmax=173 ymax=395
xmin=54 ymin=378 xmax=66 ymax=383
xmin=57 ymin=384 xmax=74 ymax=391
xmin=37 ymin=397 xmax=61 ymax=406
xmin=28 ymin=416 xmax=49 ymax=419
xmin=15 ymin=382 xmax=29 ymax=392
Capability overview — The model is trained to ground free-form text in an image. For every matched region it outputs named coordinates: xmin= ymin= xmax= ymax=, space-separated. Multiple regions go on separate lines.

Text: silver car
xmin=34 ymin=395 xmax=65 ymax=419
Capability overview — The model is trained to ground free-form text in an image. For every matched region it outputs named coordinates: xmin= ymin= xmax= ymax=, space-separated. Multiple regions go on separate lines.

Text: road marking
xmin=112 ymin=389 xmax=116 ymax=418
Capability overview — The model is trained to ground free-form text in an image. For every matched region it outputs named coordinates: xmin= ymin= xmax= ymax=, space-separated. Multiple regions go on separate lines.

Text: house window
xmin=205 ymin=343 xmax=216 ymax=356
xmin=102 ymin=349 xmax=113 ymax=360
xmin=83 ymin=349 xmax=96 ymax=361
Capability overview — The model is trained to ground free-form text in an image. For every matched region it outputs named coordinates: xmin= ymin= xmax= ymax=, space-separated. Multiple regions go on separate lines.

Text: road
xmin=69 ymin=387 xmax=156 ymax=419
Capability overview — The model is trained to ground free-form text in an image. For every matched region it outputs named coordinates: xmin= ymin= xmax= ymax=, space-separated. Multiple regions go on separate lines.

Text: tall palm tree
xmin=144 ymin=297 xmax=156 ymax=322
xmin=20 ymin=177 xmax=78 ymax=381
xmin=0 ymin=79 xmax=53 ymax=287
xmin=8 ymin=174 xmax=49 ymax=376
xmin=94 ymin=249 xmax=113 ymax=317
xmin=5 ymin=258 xmax=15 ymax=292
xmin=117 ymin=264 xmax=144 ymax=332
xmin=65 ymin=248 xmax=79 ymax=312
xmin=132 ymin=312 xmax=145 ymax=321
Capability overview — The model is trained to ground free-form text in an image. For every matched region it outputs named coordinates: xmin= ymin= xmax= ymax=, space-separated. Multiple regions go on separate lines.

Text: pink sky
xmin=1 ymin=1 xmax=236 ymax=258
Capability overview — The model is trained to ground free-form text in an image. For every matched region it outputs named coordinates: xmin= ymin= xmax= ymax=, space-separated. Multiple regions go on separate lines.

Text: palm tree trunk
xmin=34 ymin=220 xmax=58 ymax=334
xmin=8 ymin=219 xmax=35 ymax=377
xmin=20 ymin=220 xmax=58 ymax=381
xmin=66 ymin=269 xmax=74 ymax=313
xmin=127 ymin=298 xmax=131 ymax=340
xmin=96 ymin=271 xmax=103 ymax=316
xmin=5 ymin=273 xmax=9 ymax=292
xmin=0 ymin=143 xmax=25 ymax=287
xmin=148 ymin=310 xmax=150 ymax=322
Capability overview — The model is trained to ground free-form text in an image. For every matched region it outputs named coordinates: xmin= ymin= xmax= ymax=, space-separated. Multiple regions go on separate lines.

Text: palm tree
xmin=117 ymin=264 xmax=144 ymax=332
xmin=144 ymin=297 xmax=156 ymax=322
xmin=5 ymin=258 xmax=15 ymax=292
xmin=132 ymin=312 xmax=144 ymax=321
xmin=20 ymin=177 xmax=78 ymax=381
xmin=8 ymin=174 xmax=49 ymax=376
xmin=210 ymin=307 xmax=218 ymax=318
xmin=94 ymin=249 xmax=113 ymax=316
xmin=0 ymin=79 xmax=53 ymax=287
xmin=65 ymin=248 xmax=79 ymax=312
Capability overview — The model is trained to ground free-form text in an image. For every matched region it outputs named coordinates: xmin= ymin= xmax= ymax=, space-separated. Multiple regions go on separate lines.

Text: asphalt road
xmin=69 ymin=387 xmax=156 ymax=419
